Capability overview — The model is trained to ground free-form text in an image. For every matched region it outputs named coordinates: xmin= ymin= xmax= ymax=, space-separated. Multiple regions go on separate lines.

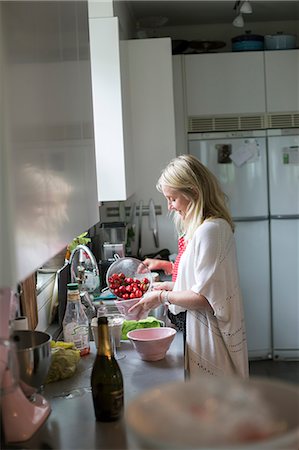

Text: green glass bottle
xmin=91 ymin=316 xmax=124 ymax=421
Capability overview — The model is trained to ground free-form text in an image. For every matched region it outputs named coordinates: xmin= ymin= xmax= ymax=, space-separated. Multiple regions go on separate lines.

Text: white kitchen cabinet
xmin=172 ymin=55 xmax=188 ymax=155
xmin=125 ymin=38 xmax=176 ymax=197
xmin=124 ymin=38 xmax=177 ymax=255
xmin=184 ymin=52 xmax=266 ymax=116
xmin=89 ymin=16 xmax=134 ymax=202
xmin=0 ymin=2 xmax=99 ymax=288
xmin=264 ymin=49 xmax=299 ymax=113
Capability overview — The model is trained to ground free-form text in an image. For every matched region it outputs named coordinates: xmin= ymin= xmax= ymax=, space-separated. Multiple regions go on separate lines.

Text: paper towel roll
xmin=13 ymin=316 xmax=29 ymax=330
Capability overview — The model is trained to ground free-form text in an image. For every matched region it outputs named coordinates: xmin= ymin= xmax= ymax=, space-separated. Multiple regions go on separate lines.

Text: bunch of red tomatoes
xmin=108 ymin=272 xmax=150 ymax=300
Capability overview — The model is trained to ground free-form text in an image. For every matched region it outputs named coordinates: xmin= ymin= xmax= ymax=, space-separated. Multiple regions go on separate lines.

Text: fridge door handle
xmin=270 ymin=214 xmax=299 ymax=220
xmin=233 ymin=216 xmax=269 ymax=222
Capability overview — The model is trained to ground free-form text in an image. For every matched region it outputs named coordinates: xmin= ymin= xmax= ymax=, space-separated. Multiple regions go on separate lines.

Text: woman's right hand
xmin=143 ymin=258 xmax=173 ymax=275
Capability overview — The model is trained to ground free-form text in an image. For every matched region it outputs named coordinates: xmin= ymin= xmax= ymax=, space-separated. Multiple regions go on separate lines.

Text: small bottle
xmin=63 ymin=282 xmax=90 ymax=356
xmin=91 ymin=316 xmax=124 ymax=422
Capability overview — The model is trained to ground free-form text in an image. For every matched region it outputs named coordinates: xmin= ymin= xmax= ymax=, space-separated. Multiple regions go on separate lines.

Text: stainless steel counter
xmin=22 ymin=331 xmax=184 ymax=450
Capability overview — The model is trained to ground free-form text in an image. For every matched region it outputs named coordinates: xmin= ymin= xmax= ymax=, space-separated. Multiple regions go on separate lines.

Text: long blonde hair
xmin=156 ymin=154 xmax=234 ymax=241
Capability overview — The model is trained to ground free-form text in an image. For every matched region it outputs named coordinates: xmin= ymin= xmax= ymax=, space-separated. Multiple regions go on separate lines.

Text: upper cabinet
xmin=264 ymin=50 xmax=299 ymax=113
xmin=1 ymin=2 xmax=99 ymax=287
xmin=172 ymin=55 xmax=188 ymax=155
xmin=184 ymin=52 xmax=266 ymax=116
xmin=88 ymin=18 xmax=176 ymax=203
xmin=89 ymin=16 xmax=134 ymax=202
xmin=124 ymin=38 xmax=176 ymax=203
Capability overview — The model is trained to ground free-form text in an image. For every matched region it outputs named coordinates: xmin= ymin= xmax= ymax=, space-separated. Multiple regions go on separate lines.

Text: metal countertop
xmin=20 ymin=331 xmax=184 ymax=450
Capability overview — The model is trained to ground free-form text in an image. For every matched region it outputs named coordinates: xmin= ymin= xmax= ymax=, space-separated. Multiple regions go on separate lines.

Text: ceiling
xmin=125 ymin=1 xmax=299 ymax=28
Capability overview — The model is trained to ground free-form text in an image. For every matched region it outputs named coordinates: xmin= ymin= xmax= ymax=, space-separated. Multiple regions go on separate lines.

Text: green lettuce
xmin=121 ymin=316 xmax=161 ymax=340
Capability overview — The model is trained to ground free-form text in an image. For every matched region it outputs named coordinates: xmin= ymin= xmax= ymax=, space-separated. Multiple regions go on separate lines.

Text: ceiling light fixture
xmin=233 ymin=13 xmax=244 ymax=27
xmin=232 ymin=1 xmax=252 ymax=27
xmin=240 ymin=1 xmax=253 ymax=14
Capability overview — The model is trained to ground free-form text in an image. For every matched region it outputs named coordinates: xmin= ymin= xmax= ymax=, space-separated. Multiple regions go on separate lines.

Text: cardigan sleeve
xmin=190 ymin=221 xmax=220 ymax=297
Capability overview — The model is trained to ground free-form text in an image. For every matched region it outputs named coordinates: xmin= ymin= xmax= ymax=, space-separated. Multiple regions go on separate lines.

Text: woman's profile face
xmin=162 ymin=185 xmax=190 ymax=218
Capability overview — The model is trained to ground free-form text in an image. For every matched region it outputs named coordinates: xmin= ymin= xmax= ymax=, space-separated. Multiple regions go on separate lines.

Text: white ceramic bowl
xmin=126 ymin=376 xmax=299 ymax=450
xmin=127 ymin=327 xmax=176 ymax=361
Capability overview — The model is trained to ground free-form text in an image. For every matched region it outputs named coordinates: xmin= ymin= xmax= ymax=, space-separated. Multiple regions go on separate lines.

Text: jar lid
xmin=67 ymin=282 xmax=79 ymax=290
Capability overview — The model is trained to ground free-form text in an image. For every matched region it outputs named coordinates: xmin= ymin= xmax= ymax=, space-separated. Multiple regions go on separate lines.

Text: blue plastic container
xmin=232 ymin=33 xmax=264 ymax=52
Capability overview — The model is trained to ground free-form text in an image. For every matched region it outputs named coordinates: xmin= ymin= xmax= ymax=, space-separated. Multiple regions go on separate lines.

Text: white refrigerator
xmin=188 ymin=131 xmax=272 ymax=359
xmin=267 ymin=129 xmax=299 ymax=360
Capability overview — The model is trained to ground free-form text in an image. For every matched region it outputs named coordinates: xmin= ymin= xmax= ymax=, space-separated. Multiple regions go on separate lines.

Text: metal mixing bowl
xmin=12 ymin=330 xmax=52 ymax=390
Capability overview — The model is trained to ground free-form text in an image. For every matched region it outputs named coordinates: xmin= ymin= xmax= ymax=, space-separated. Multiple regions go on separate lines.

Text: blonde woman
xmin=130 ymin=155 xmax=249 ymax=379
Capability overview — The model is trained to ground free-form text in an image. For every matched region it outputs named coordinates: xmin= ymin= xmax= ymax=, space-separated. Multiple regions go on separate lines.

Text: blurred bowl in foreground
xmin=126 ymin=376 xmax=299 ymax=449
xmin=127 ymin=327 xmax=176 ymax=361
xmin=13 ymin=330 xmax=52 ymax=390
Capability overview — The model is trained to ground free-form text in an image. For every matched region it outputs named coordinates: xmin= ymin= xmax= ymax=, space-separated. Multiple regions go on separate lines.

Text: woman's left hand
xmin=152 ymin=281 xmax=174 ymax=291
xmin=128 ymin=290 xmax=162 ymax=319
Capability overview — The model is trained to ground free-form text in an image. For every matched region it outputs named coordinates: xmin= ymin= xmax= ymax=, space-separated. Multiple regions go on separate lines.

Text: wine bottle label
xmin=105 ymin=389 xmax=123 ymax=419
xmin=92 ymin=388 xmax=124 ymax=420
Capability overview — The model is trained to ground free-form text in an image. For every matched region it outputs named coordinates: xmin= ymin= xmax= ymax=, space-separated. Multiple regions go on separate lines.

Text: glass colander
xmin=106 ymin=257 xmax=153 ymax=320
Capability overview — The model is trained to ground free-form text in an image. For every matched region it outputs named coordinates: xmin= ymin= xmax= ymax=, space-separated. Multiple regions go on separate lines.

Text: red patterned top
xmin=172 ymin=236 xmax=187 ymax=282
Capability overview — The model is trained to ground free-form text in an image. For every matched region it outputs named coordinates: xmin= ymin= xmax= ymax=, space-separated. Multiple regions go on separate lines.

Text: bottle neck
xmin=67 ymin=289 xmax=80 ymax=302
xmin=97 ymin=323 xmax=113 ymax=357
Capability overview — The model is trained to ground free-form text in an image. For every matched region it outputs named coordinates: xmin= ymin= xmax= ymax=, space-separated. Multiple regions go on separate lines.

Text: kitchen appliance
xmin=264 ymin=33 xmax=297 ymax=50
xmin=99 ymin=222 xmax=127 ymax=261
xmin=0 ymin=288 xmax=51 ymax=444
xmin=95 ymin=222 xmax=127 ymax=291
xmin=189 ymin=130 xmax=271 ymax=359
xmin=267 ymin=129 xmax=299 ymax=359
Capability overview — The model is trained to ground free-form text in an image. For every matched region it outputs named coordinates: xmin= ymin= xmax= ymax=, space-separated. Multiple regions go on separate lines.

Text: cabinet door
xmin=172 ymin=55 xmax=188 ymax=155
xmin=271 ymin=219 xmax=299 ymax=358
xmin=125 ymin=38 xmax=177 ymax=255
xmin=265 ymin=49 xmax=299 ymax=113
xmin=89 ymin=16 xmax=134 ymax=201
xmin=126 ymin=38 xmax=176 ymax=201
xmin=185 ymin=52 xmax=266 ymax=116
xmin=1 ymin=2 xmax=99 ymax=286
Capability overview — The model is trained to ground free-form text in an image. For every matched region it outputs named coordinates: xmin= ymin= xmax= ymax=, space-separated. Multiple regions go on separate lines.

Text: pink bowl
xmin=114 ymin=297 xmax=149 ymax=321
xmin=127 ymin=327 xmax=177 ymax=361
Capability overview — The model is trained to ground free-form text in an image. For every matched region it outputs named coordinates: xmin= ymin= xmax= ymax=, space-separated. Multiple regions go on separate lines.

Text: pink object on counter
xmin=127 ymin=327 xmax=176 ymax=361
xmin=114 ymin=297 xmax=149 ymax=321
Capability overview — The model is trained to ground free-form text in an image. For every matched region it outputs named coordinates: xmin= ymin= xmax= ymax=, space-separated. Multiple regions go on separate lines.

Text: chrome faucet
xmin=69 ymin=244 xmax=99 ymax=320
